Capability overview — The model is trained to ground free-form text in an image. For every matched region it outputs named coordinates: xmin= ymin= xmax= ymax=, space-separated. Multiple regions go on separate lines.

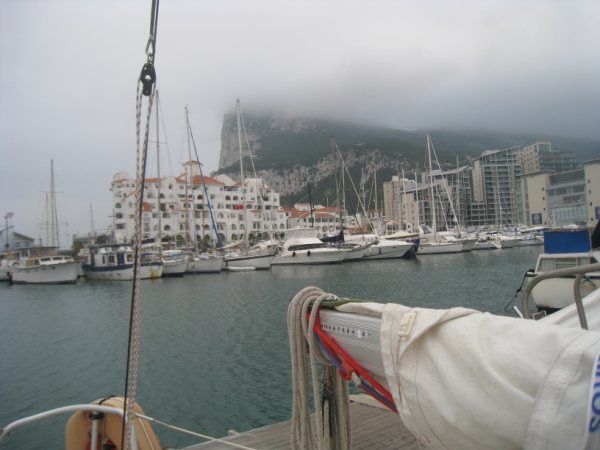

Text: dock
xmin=186 ymin=395 xmax=417 ymax=449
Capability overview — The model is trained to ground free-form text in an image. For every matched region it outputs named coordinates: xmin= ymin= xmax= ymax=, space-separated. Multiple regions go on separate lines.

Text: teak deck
xmin=186 ymin=396 xmax=417 ymax=449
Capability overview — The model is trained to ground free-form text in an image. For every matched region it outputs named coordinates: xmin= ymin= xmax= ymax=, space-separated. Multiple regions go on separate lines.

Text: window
xmin=115 ymin=202 xmax=122 ymax=209
xmin=127 ymin=255 xmax=134 ymax=263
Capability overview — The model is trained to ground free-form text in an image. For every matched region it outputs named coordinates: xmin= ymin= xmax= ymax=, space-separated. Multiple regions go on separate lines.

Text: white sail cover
xmin=338 ymin=302 xmax=600 ymax=449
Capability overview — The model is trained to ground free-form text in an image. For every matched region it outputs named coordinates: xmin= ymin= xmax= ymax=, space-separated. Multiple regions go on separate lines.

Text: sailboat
xmin=418 ymin=136 xmax=468 ymax=255
xmin=223 ymin=99 xmax=275 ymax=270
xmin=11 ymin=160 xmax=80 ymax=284
xmin=181 ymin=106 xmax=222 ymax=274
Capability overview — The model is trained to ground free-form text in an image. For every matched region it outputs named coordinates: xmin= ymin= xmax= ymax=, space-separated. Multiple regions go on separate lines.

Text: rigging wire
xmin=122 ymin=1 xmax=160 ymax=449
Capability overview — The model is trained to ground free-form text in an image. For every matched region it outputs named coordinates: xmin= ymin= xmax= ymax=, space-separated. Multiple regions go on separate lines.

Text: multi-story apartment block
xmin=471 ymin=147 xmax=522 ymax=227
xmin=284 ymin=204 xmax=342 ymax=233
xmin=518 ymin=159 xmax=600 ymax=227
xmin=110 ymin=161 xmax=288 ymax=245
xmin=585 ymin=158 xmax=600 ymax=225
xmin=518 ymin=141 xmax=580 ymax=175
xmin=382 ymin=166 xmax=472 ymax=233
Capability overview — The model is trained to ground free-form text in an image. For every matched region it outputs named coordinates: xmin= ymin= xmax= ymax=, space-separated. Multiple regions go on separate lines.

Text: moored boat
xmin=187 ymin=252 xmax=222 ymax=273
xmin=83 ymin=245 xmax=135 ymax=281
xmin=525 ymin=227 xmax=600 ymax=314
xmin=272 ymin=228 xmax=344 ymax=265
xmin=10 ymin=255 xmax=79 ymax=284
xmin=161 ymin=249 xmax=189 ymax=276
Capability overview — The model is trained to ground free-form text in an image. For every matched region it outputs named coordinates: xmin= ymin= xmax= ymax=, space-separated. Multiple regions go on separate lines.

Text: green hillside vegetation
xmin=217 ymin=112 xmax=599 ymax=208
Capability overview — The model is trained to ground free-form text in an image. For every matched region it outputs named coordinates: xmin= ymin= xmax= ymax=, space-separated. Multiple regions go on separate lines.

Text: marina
xmin=0 ymin=246 xmax=540 ymax=449
xmin=1 ymin=1 xmax=599 ymax=449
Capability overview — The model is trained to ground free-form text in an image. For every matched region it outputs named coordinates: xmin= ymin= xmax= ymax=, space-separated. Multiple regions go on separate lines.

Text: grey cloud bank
xmin=1 ymin=0 xmax=599 ymax=246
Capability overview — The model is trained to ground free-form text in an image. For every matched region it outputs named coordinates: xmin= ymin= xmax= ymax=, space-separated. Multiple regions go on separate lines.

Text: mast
xmin=236 ymin=99 xmax=249 ymax=248
xmin=155 ymin=91 xmax=162 ymax=254
xmin=50 ymin=159 xmax=60 ymax=248
xmin=90 ymin=203 xmax=96 ymax=238
xmin=414 ymin=170 xmax=420 ymax=230
xmin=427 ymin=135 xmax=437 ymax=241
xmin=331 ymin=136 xmax=344 ymax=230
xmin=308 ymin=183 xmax=314 ymax=228
xmin=184 ymin=106 xmax=197 ymax=251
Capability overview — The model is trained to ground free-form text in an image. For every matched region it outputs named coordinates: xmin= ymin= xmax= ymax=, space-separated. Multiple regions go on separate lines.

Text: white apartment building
xmin=110 ymin=161 xmax=288 ymax=245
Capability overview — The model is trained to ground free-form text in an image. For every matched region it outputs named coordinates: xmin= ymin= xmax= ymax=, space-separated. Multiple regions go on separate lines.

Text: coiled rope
xmin=288 ymin=287 xmax=351 ymax=450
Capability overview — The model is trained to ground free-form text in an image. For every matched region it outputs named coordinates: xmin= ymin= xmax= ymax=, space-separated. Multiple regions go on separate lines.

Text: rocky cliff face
xmin=216 ymin=111 xmax=600 ymax=206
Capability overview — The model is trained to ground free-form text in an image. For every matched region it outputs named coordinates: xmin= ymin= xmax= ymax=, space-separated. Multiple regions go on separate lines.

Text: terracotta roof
xmin=175 ymin=174 xmax=224 ymax=186
xmin=144 ymin=177 xmax=161 ymax=183
xmin=111 ymin=178 xmax=128 ymax=185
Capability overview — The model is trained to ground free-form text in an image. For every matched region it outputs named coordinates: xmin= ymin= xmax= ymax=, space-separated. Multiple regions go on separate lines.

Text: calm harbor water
xmin=0 ymin=246 xmax=540 ymax=449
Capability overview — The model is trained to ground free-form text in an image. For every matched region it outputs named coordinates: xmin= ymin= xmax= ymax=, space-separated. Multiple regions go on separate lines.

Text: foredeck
xmin=186 ymin=396 xmax=417 ymax=449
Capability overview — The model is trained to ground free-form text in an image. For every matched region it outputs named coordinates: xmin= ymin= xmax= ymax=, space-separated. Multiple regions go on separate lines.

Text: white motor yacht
xmin=10 ymin=255 xmax=79 ymax=284
xmin=272 ymin=228 xmax=344 ymax=265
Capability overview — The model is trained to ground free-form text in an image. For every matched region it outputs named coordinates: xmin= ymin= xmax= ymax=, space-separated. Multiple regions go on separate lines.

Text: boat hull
xmin=517 ymin=238 xmax=543 ymax=247
xmin=499 ymin=239 xmax=517 ymax=248
xmin=341 ymin=244 xmax=373 ymax=261
xmin=162 ymin=259 xmax=188 ymax=276
xmin=83 ymin=264 xmax=134 ymax=281
xmin=362 ymin=242 xmax=414 ymax=260
xmin=526 ymin=272 xmax=600 ymax=310
xmin=473 ymin=241 xmax=500 ymax=250
xmin=272 ymin=249 xmax=344 ymax=265
xmin=225 ymin=253 xmax=273 ymax=270
xmin=188 ymin=257 xmax=222 ymax=273
xmin=141 ymin=263 xmax=163 ymax=279
xmin=418 ymin=241 xmax=464 ymax=254
xmin=11 ymin=262 xmax=80 ymax=284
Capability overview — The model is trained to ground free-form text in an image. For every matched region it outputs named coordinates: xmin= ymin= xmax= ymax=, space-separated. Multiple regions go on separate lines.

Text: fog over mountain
xmin=1 ymin=0 xmax=599 ymax=247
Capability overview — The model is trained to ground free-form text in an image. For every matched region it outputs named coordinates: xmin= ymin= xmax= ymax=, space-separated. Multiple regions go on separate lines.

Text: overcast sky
xmin=1 ymin=0 xmax=599 ymax=247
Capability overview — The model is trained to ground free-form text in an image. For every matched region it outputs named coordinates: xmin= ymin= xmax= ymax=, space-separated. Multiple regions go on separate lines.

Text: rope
xmin=122 ymin=2 xmax=159 ymax=448
xmin=122 ymin=80 xmax=155 ymax=450
xmin=134 ymin=413 xmax=256 ymax=450
xmin=288 ymin=287 xmax=351 ymax=450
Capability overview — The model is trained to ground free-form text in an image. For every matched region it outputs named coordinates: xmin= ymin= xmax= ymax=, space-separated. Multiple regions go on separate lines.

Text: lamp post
xmin=4 ymin=212 xmax=14 ymax=251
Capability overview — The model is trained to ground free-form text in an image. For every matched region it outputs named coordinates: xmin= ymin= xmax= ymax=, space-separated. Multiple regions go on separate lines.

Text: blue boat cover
xmin=543 ymin=230 xmax=591 ymax=253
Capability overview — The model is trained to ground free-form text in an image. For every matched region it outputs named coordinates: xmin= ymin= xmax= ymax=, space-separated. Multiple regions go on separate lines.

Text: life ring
xmin=65 ymin=396 xmax=161 ymax=450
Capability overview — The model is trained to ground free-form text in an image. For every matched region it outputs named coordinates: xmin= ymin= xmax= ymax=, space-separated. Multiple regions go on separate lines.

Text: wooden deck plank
xmin=186 ymin=402 xmax=417 ymax=449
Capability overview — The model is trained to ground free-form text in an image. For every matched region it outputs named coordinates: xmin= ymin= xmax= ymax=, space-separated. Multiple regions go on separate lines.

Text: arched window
xmin=240 ymin=224 xmax=245 ymax=230
xmin=159 ymin=193 xmax=165 ymax=199
xmin=164 ymin=225 xmax=171 ymax=231
xmin=203 ymin=224 xmax=210 ymax=230
xmin=225 ymin=195 xmax=231 ymax=201
xmin=231 ymin=233 xmax=238 ymax=241
xmin=115 ymin=202 xmax=122 ymax=209
xmin=231 ymin=224 xmax=237 ymax=230
xmin=196 ymin=194 xmax=203 ymax=200
xmin=232 ymin=196 xmax=239 ymax=201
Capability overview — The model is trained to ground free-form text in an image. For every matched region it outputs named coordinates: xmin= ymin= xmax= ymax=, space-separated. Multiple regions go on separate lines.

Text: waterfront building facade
xmin=518 ymin=159 xmax=600 ymax=227
xmin=471 ymin=147 xmax=522 ymax=227
xmin=110 ymin=161 xmax=288 ymax=245
xmin=518 ymin=141 xmax=580 ymax=175
xmin=284 ymin=204 xmax=342 ymax=233
xmin=383 ymin=166 xmax=473 ymax=233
